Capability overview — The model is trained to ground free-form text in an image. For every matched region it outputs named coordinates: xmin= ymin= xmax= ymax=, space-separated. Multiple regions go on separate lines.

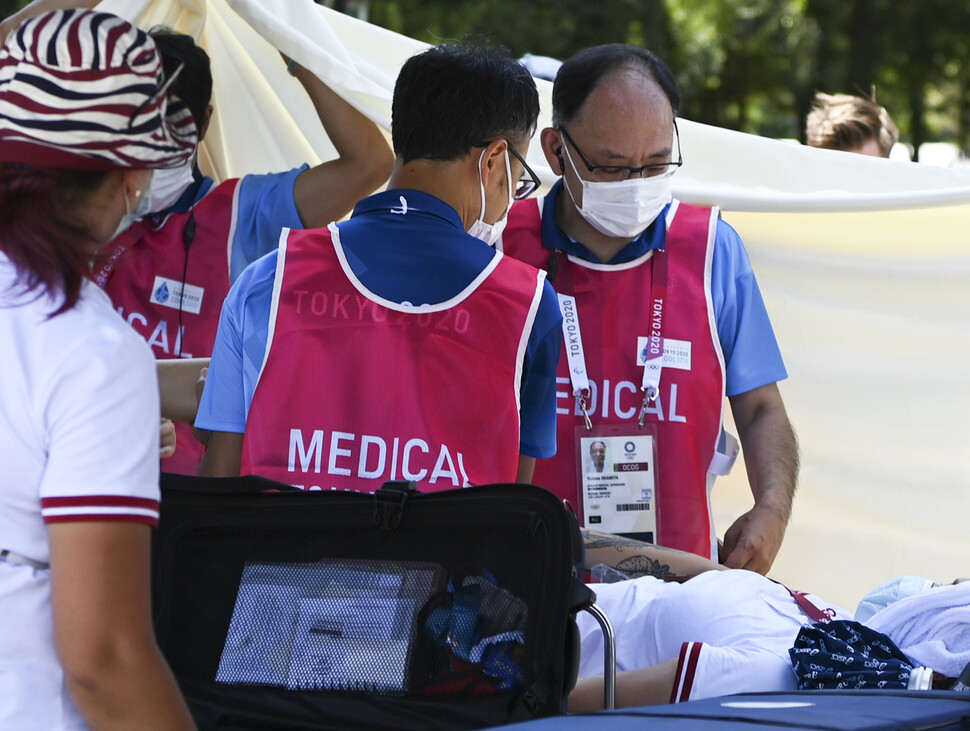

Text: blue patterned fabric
xmin=790 ymin=620 xmax=917 ymax=690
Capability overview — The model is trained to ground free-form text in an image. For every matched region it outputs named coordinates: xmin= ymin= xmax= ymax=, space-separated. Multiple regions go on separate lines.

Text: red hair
xmin=0 ymin=165 xmax=107 ymax=316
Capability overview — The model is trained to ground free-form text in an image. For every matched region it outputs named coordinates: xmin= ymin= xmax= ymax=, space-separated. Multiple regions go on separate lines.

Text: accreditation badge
xmin=576 ymin=425 xmax=658 ymax=543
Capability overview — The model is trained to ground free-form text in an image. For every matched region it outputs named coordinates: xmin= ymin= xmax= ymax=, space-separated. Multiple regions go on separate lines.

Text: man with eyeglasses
xmin=500 ymin=44 xmax=796 ymax=574
xmin=196 ymin=44 xmax=562 ymax=491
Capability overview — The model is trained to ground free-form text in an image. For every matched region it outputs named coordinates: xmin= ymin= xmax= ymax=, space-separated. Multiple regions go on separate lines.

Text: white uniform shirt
xmin=0 ymin=254 xmax=161 ymax=729
xmin=577 ymin=570 xmax=850 ymax=703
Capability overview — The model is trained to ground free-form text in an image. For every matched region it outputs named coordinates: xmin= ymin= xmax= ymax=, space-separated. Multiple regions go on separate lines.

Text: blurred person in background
xmin=805 ymin=91 xmax=899 ymax=158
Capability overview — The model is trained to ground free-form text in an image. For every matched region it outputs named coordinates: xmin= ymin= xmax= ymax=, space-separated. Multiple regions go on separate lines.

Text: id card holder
xmin=576 ymin=424 xmax=659 ymax=544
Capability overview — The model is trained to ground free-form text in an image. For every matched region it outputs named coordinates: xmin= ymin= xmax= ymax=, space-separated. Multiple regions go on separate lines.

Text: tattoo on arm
xmin=614 ymin=556 xmax=674 ymax=580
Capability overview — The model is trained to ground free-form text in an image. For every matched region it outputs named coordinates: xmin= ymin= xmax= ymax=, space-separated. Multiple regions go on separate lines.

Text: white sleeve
xmin=672 ymin=641 xmax=798 ymax=703
xmin=38 ymin=307 xmax=160 ymax=524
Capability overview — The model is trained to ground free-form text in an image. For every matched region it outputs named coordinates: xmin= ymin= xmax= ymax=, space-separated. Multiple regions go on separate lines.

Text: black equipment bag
xmin=152 ymin=474 xmax=593 ymax=730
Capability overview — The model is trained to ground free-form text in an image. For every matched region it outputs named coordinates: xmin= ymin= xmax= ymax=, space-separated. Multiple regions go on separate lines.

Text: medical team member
xmin=1 ymin=0 xmax=395 ymax=475
xmin=500 ymin=44 xmax=796 ymax=572
xmin=0 ymin=10 xmax=196 ymax=728
xmin=196 ymin=44 xmax=562 ymax=490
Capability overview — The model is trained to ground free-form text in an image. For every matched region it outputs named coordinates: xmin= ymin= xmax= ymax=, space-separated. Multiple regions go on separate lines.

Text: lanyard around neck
xmin=551 ymin=246 xmax=669 ymax=430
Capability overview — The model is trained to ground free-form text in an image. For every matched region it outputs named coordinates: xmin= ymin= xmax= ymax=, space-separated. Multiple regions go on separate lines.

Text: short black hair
xmin=392 ymin=44 xmax=539 ymax=163
xmin=552 ymin=44 xmax=680 ymax=127
xmin=148 ymin=26 xmax=212 ymax=134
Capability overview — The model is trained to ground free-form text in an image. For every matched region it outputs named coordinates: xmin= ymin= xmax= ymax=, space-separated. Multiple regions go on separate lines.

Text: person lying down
xmin=571 ymin=531 xmax=970 ymax=712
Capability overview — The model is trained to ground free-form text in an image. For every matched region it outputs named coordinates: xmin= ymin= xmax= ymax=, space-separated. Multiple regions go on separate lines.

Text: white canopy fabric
xmin=101 ymin=0 xmax=970 ymax=610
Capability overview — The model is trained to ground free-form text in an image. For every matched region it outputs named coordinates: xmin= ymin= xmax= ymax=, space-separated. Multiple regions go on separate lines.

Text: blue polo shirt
xmin=162 ymin=165 xmax=307 ymax=282
xmin=197 ymin=189 xmax=562 ymax=458
xmin=536 ymin=180 xmax=786 ymax=396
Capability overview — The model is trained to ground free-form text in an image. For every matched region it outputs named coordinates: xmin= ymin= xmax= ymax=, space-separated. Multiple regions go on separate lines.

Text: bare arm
xmin=50 ymin=521 xmax=196 ymax=730
xmin=197 ymin=430 xmax=244 ymax=477
xmin=288 ymin=62 xmax=394 ymax=228
xmin=569 ymin=658 xmax=679 ymax=712
xmin=157 ymin=358 xmax=209 ymax=424
xmin=723 ymin=382 xmax=798 ymax=573
xmin=582 ymin=529 xmax=726 ymax=579
xmin=516 ymin=454 xmax=536 ymax=483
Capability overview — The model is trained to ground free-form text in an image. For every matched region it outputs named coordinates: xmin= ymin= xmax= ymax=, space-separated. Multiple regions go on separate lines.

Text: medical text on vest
xmin=287 ymin=429 xmax=472 ymax=489
xmin=116 ymin=307 xmax=192 ymax=357
xmin=556 ymin=378 xmax=687 ymax=422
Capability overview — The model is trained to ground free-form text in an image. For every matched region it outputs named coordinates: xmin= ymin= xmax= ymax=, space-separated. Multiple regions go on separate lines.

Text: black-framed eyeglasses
xmin=506 ymin=141 xmax=541 ymax=200
xmin=127 ymin=60 xmax=185 ymax=130
xmin=558 ymin=120 xmax=683 ymax=181
xmin=475 ymin=139 xmax=542 ymax=200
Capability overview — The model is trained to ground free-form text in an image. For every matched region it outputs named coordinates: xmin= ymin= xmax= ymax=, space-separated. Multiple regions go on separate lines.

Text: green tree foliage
xmin=5 ymin=0 xmax=969 ymax=158
xmin=1 ymin=0 xmax=28 ymax=22
xmin=345 ymin=0 xmax=970 ymax=159
xmin=363 ymin=0 xmax=674 ymax=63
xmin=666 ymin=0 xmax=816 ymax=138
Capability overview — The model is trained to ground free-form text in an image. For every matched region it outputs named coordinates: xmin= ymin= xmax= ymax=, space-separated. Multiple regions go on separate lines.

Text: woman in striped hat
xmin=0 ymin=9 xmax=197 ymax=730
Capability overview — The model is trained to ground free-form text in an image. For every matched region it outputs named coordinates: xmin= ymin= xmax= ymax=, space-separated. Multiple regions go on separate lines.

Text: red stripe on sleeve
xmin=670 ymin=642 xmax=691 ymax=704
xmin=670 ymin=642 xmax=703 ymax=704
xmin=679 ymin=642 xmax=702 ymax=703
xmin=41 ymin=495 xmax=158 ymax=510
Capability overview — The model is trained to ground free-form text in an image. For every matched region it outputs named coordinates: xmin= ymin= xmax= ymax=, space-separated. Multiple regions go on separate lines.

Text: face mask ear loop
xmin=559 ymin=139 xmax=585 ymax=208
xmin=502 ymin=147 xmax=513 ymax=213
xmin=477 ymin=148 xmax=488 ymax=222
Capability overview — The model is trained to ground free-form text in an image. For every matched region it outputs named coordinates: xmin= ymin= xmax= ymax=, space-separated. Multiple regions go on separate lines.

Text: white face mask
xmin=149 ymin=157 xmax=195 ymax=213
xmin=111 ymin=178 xmax=154 ymax=240
xmin=466 ymin=147 xmax=513 ymax=246
xmin=561 ymin=139 xmax=673 ymax=239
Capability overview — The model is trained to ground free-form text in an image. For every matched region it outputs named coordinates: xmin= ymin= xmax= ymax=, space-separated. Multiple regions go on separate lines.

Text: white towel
xmin=865 ymin=581 xmax=970 ymax=678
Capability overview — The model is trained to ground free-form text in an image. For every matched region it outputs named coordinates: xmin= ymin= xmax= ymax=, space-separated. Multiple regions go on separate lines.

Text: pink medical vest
xmin=240 ymin=224 xmax=545 ymax=492
xmin=502 ymin=198 xmax=724 ymax=558
xmin=93 ymin=179 xmax=239 ymax=475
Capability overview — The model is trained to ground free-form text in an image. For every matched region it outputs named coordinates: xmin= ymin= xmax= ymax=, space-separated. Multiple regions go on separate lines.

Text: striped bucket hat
xmin=0 ymin=9 xmax=197 ymax=170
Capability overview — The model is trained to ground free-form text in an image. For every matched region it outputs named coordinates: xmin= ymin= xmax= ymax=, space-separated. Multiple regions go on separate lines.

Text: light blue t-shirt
xmin=538 ymin=180 xmax=786 ymax=396
xmin=196 ymin=189 xmax=563 ymax=458
xmin=167 ymin=165 xmax=307 ymax=282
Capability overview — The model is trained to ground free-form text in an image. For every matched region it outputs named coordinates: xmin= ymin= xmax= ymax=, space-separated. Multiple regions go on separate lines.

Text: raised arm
xmin=582 ymin=529 xmax=727 ymax=580
xmin=722 ymin=382 xmax=798 ymax=573
xmin=288 ymin=60 xmax=394 ymax=228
